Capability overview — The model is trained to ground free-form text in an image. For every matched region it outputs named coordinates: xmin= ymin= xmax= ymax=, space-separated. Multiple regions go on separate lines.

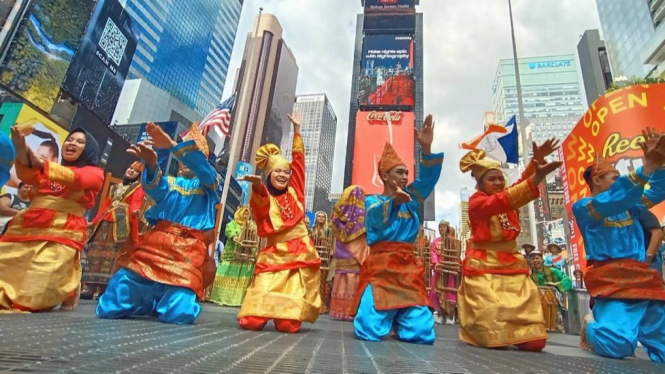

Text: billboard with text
xmin=352 ymin=111 xmax=415 ymax=195
xmin=359 ymin=34 xmax=414 ymax=108
xmin=62 ymin=0 xmax=137 ymax=125
xmin=559 ymin=84 xmax=665 ymax=270
xmin=364 ymin=0 xmax=416 ymax=14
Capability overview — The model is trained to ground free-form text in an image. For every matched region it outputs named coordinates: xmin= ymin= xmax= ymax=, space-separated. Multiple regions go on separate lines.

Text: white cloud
xmin=223 ymin=0 xmax=601 ymax=228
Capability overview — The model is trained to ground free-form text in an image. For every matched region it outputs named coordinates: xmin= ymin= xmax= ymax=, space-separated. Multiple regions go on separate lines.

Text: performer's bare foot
xmin=580 ymin=314 xmax=593 ymax=351
xmin=60 ymin=283 xmax=81 ymax=311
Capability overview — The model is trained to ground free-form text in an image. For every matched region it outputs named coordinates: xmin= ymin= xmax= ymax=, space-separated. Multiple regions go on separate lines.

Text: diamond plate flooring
xmin=0 ymin=301 xmax=661 ymax=373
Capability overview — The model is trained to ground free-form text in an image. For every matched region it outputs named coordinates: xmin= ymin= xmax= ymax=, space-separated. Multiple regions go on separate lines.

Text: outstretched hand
xmin=531 ymin=159 xmax=562 ymax=186
xmin=532 ymin=138 xmax=560 ymax=163
xmin=415 ymin=114 xmax=434 ymax=155
xmin=146 ymin=122 xmax=176 ymax=149
xmin=287 ymin=113 xmax=301 ymax=133
xmin=392 ymin=180 xmax=412 ymax=206
xmin=127 ymin=142 xmax=158 ymax=169
xmin=242 ymin=174 xmax=263 ymax=189
xmin=639 ymin=127 xmax=665 ymax=175
xmin=10 ymin=127 xmax=28 ymax=164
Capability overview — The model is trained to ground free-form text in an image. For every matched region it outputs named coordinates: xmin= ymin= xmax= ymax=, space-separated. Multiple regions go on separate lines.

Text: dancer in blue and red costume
xmin=351 ymin=114 xmax=443 ymax=345
xmin=97 ymin=123 xmax=220 ymax=324
xmin=575 ymin=127 xmax=665 ymax=363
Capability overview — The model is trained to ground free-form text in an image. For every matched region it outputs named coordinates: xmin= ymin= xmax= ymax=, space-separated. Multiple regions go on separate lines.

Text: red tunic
xmin=249 ymin=134 xmax=321 ymax=274
xmin=92 ymin=183 xmax=145 ymax=243
xmin=1 ymin=160 xmax=104 ymax=250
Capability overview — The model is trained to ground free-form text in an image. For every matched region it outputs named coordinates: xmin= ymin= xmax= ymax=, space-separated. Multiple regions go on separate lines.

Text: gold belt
xmin=30 ymin=195 xmax=85 ymax=217
xmin=469 ymin=239 xmax=519 ymax=253
xmin=266 ymin=223 xmax=308 ymax=246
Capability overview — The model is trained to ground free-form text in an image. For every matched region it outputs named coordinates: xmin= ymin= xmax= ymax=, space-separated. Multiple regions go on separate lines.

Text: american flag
xmin=182 ymin=93 xmax=236 ymax=138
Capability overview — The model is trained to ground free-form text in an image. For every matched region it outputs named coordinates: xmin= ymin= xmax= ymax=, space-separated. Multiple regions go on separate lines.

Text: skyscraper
xmin=122 ymin=0 xmax=242 ymax=116
xmin=594 ymin=0 xmax=665 ymax=79
xmin=344 ymin=1 xmax=434 ymax=221
xmin=492 ymin=54 xmax=585 ymax=145
xmin=287 ymin=94 xmax=338 ymax=214
xmin=229 ymin=13 xmax=298 ymax=170
xmin=577 ymin=30 xmax=613 ymax=106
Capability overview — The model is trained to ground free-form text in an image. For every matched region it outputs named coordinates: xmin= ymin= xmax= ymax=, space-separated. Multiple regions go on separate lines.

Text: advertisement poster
xmin=0 ymin=102 xmax=68 ymax=194
xmin=352 ymin=111 xmax=415 ymax=195
xmin=234 ymin=161 xmax=253 ymax=206
xmin=136 ymin=121 xmax=178 ymax=174
xmin=364 ymin=0 xmax=416 ymax=14
xmin=0 ymin=0 xmax=95 ymax=112
xmin=559 ymin=84 xmax=665 ymax=270
xmin=62 ymin=0 xmax=137 ymax=125
xmin=359 ymin=34 xmax=414 ymax=108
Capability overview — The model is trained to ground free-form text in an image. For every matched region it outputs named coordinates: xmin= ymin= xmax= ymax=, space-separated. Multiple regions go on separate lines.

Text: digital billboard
xmin=351 ymin=111 xmax=415 ymax=195
xmin=0 ymin=101 xmax=68 ymax=195
xmin=0 ymin=0 xmax=95 ymax=112
xmin=364 ymin=0 xmax=416 ymax=14
xmin=62 ymin=0 xmax=137 ymax=125
xmin=559 ymin=84 xmax=665 ymax=270
xmin=359 ymin=34 xmax=414 ymax=108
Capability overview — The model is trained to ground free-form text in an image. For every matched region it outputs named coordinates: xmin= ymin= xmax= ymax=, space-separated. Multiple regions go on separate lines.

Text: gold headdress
xmin=255 ymin=144 xmax=290 ymax=175
xmin=130 ymin=161 xmax=144 ymax=173
xmin=378 ymin=142 xmax=406 ymax=174
xmin=459 ymin=149 xmax=501 ymax=180
xmin=188 ymin=123 xmax=209 ymax=158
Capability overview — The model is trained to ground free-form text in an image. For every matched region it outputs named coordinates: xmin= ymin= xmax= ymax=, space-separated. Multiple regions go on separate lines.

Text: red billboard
xmin=352 ymin=111 xmax=415 ymax=194
xmin=559 ymin=84 xmax=665 ymax=270
xmin=359 ymin=34 xmax=414 ymax=108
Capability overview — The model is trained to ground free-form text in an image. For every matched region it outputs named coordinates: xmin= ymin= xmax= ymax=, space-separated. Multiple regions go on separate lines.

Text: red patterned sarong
xmin=351 ymin=242 xmax=430 ymax=314
xmin=585 ymin=259 xmax=665 ymax=302
xmin=125 ymin=221 xmax=206 ymax=298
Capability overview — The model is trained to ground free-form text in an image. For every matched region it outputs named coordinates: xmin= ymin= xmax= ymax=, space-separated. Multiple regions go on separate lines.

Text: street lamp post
xmin=508 ymin=0 xmax=538 ymax=246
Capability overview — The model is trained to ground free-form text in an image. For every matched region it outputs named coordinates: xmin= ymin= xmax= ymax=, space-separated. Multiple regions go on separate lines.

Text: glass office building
xmin=123 ymin=0 xmax=242 ymax=115
xmin=492 ymin=54 xmax=585 ymax=144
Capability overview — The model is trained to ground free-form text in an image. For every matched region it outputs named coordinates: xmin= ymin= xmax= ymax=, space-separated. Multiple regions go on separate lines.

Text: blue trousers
xmin=96 ymin=268 xmax=201 ymax=325
xmin=354 ymin=284 xmax=435 ymax=344
xmin=587 ymin=298 xmax=665 ymax=363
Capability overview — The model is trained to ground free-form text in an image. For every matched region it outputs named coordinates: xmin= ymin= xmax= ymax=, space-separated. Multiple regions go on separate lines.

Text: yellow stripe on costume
xmin=420 ymin=156 xmax=444 ymax=167
xmin=585 ymin=200 xmax=601 ymax=220
xmin=145 ymin=168 xmax=162 ymax=190
xmin=628 ymin=170 xmax=647 ymax=187
xmin=172 ymin=144 xmax=199 ymax=158
xmin=409 ymin=186 xmax=425 ymax=205
xmin=166 ymin=177 xmax=205 ymax=196
xmin=269 ymin=195 xmax=286 ymax=232
xmin=397 ymin=211 xmax=412 ymax=220
xmin=506 ymin=179 xmax=538 ymax=209
xmin=641 ymin=195 xmax=656 ymax=209
xmin=602 ymin=216 xmax=634 ymax=228
xmin=45 ymin=161 xmax=75 ymax=186
xmin=292 ymin=135 xmax=305 ymax=154
xmin=383 ymin=200 xmax=390 ymax=225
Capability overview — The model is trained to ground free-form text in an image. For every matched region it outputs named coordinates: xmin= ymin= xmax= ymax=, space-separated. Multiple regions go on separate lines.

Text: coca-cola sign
xmin=366 ymin=111 xmax=403 ymax=123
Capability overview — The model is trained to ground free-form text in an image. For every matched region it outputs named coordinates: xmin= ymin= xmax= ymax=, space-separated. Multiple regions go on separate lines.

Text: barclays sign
xmin=529 ymin=60 xmax=572 ymax=69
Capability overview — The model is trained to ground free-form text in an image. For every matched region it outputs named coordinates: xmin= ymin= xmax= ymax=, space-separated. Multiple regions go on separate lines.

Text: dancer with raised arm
xmin=457 ymin=139 xmax=561 ymax=351
xmin=574 ymin=127 xmax=665 ymax=363
xmin=97 ymin=123 xmax=219 ymax=324
xmin=352 ymin=114 xmax=443 ymax=345
xmin=237 ymin=113 xmax=321 ymax=333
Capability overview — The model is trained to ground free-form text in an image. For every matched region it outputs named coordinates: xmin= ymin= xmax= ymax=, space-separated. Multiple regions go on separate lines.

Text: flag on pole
xmin=181 ymin=93 xmax=236 ymax=139
xmin=460 ymin=115 xmax=519 ymax=163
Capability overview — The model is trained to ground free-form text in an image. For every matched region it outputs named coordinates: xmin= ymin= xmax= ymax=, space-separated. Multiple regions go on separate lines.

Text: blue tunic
xmin=0 ymin=132 xmax=15 ymax=190
xmin=572 ymin=166 xmax=665 ymax=363
xmin=143 ymin=140 xmax=220 ymax=231
xmin=355 ymin=152 xmax=444 ymax=345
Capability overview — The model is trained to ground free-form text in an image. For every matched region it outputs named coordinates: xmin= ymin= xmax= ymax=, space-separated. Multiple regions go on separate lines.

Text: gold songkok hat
xmin=460 ymin=149 xmax=501 ymax=180
xmin=130 ymin=161 xmax=144 ymax=173
xmin=378 ymin=142 xmax=406 ymax=174
xmin=255 ymin=144 xmax=290 ymax=176
xmin=189 ymin=123 xmax=209 ymax=158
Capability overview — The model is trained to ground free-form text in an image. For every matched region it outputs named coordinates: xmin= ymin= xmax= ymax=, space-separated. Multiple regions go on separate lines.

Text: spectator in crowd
xmin=0 ymin=182 xmax=32 ymax=234
xmin=544 ymin=244 xmax=566 ymax=270
xmin=573 ymin=269 xmax=585 ymax=289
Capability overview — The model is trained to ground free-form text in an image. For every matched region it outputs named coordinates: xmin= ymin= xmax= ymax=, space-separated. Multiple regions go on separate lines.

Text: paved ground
xmin=0 ymin=301 xmax=661 ymax=374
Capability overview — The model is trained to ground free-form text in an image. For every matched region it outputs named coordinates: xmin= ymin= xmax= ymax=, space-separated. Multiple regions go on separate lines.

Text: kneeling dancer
xmin=97 ymin=123 xmax=219 ymax=324
xmin=352 ymin=115 xmax=442 ymax=344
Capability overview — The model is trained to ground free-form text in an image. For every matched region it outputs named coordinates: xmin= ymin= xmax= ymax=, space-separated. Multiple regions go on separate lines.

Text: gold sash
xmin=30 ymin=195 xmax=85 ymax=217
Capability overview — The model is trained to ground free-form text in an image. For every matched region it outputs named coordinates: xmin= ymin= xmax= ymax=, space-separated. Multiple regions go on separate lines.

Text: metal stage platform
xmin=0 ymin=301 xmax=660 ymax=373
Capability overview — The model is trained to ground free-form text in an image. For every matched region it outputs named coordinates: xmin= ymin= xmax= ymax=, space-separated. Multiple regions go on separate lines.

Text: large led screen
xmin=364 ymin=0 xmax=416 ymax=14
xmin=359 ymin=34 xmax=414 ymax=108
xmin=0 ymin=0 xmax=95 ymax=111
xmin=351 ymin=111 xmax=415 ymax=195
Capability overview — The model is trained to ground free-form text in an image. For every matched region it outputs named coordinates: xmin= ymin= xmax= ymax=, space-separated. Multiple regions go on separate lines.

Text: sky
xmin=222 ymin=0 xmax=602 ymax=228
